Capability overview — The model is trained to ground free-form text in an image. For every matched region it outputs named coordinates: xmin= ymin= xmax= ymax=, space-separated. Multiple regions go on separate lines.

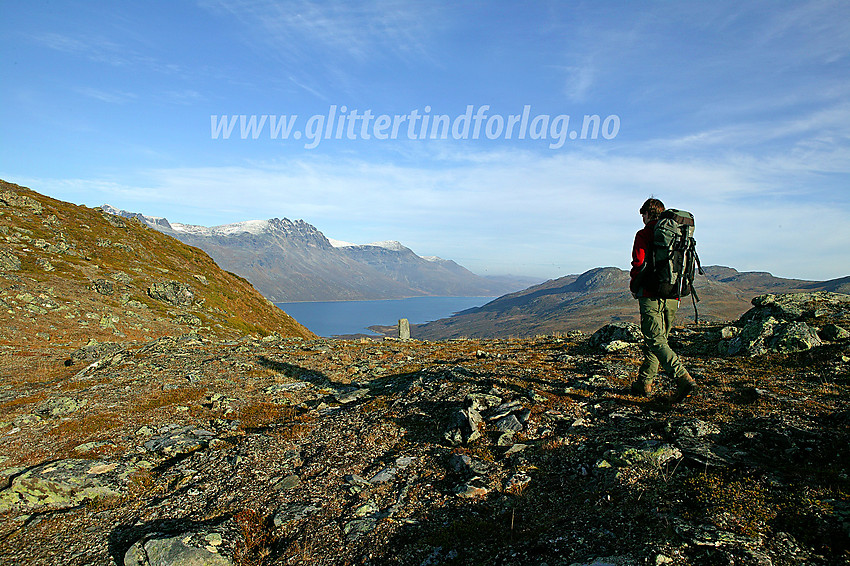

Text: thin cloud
xmin=18 ymin=144 xmax=846 ymax=280
xmin=74 ymin=87 xmax=138 ymax=104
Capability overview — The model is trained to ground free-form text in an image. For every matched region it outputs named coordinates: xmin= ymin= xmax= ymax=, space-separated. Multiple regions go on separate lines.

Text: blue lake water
xmin=275 ymin=296 xmax=495 ymax=337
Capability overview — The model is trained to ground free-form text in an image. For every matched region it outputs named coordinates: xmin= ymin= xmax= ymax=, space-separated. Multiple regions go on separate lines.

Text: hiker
xmin=629 ymin=198 xmax=698 ymax=403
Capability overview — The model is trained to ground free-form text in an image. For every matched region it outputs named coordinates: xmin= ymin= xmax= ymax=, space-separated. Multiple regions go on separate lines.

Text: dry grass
xmin=237 ymin=402 xmax=296 ymax=430
xmin=136 ymin=387 xmax=208 ymax=413
xmin=233 ymin=509 xmax=276 ymax=566
xmin=0 ymin=391 xmax=48 ymax=415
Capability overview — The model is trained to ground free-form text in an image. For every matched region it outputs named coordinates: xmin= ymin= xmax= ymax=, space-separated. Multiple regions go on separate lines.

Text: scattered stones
xmin=69 ymin=341 xmax=124 ymax=364
xmin=1 ymin=301 xmax=848 ymax=566
xmin=0 ymin=189 xmax=43 ymax=214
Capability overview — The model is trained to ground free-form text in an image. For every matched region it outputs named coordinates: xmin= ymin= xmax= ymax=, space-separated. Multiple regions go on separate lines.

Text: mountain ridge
xmin=411 ymin=265 xmax=850 ymax=339
xmin=103 ymin=205 xmax=539 ymax=302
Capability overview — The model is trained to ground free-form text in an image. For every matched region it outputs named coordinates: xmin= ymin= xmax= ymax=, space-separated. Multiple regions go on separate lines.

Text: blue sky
xmin=2 ymin=1 xmax=848 ymax=281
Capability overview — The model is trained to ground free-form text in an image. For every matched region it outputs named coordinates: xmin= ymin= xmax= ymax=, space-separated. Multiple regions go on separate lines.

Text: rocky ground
xmin=1 ymin=294 xmax=849 ymax=565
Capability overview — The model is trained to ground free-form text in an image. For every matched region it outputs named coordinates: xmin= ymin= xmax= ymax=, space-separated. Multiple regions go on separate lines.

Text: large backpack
xmin=648 ymin=209 xmax=704 ymax=318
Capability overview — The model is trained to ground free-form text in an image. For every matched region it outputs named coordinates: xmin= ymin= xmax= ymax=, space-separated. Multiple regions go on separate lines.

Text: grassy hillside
xmin=0 ymin=179 xmax=315 ymax=352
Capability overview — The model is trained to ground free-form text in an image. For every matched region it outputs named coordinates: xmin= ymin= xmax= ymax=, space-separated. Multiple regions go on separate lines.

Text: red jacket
xmin=630 ymin=221 xmax=655 ymax=297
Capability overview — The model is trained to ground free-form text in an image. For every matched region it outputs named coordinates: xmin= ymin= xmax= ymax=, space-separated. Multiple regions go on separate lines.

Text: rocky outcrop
xmin=589 ymin=322 xmax=642 ymax=351
xmin=721 ymin=292 xmax=850 ymax=356
xmin=0 ymin=459 xmax=141 ymax=514
xmin=147 ymin=280 xmax=195 ymax=307
xmin=0 ymin=247 xmax=21 ymax=271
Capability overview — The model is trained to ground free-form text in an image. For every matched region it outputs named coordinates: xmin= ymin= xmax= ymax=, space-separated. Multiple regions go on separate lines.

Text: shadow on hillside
xmin=256 ymin=355 xmax=337 ymax=387
xmin=366 ymin=419 xmax=850 ymax=566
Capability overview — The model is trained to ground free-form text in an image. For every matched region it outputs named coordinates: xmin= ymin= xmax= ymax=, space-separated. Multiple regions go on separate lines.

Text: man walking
xmin=629 ymin=198 xmax=697 ymax=403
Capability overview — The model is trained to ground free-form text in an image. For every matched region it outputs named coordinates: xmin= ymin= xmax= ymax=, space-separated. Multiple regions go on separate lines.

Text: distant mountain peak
xmin=366 ymin=240 xmax=407 ymax=251
xmin=101 ymin=204 xmax=173 ymax=230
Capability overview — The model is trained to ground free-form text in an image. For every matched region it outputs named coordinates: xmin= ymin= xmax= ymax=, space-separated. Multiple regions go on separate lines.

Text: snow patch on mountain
xmin=170 ymin=219 xmax=271 ymax=236
xmin=327 ymin=237 xmax=356 ymax=248
xmin=367 ymin=240 xmax=407 ymax=251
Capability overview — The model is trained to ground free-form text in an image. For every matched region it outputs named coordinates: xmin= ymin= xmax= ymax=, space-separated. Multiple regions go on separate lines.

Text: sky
xmin=1 ymin=1 xmax=849 ymax=281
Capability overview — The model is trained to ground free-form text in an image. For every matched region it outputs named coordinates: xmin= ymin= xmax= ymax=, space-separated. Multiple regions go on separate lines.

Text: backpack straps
xmin=690 ymin=248 xmax=703 ymax=323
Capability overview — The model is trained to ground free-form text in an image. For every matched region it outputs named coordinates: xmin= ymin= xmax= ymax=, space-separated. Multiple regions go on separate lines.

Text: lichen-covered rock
xmin=70 ymin=341 xmax=124 ymax=364
xmin=0 ymin=190 xmax=43 ymax=214
xmin=590 ymin=322 xmax=642 ymax=349
xmin=741 ymin=292 xmax=850 ymax=325
xmin=0 ymin=459 xmax=133 ymax=513
xmin=602 ymin=440 xmax=682 ymax=468
xmin=724 ymin=316 xmax=822 ymax=356
xmin=36 ymin=396 xmax=87 ymax=417
xmin=92 ymin=278 xmax=114 ymax=295
xmin=148 ymin=280 xmax=195 ymax=307
xmin=771 ymin=321 xmax=822 ymax=353
xmin=0 ymin=247 xmax=21 ymax=271
xmin=143 ymin=425 xmax=215 ymax=456
xmin=125 ymin=531 xmax=233 ymax=566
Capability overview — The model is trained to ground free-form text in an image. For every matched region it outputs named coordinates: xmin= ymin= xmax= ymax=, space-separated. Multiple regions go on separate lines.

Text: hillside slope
xmin=0 ymin=180 xmax=315 ymax=349
xmin=414 ymin=266 xmax=848 ymax=339
xmin=0 ymin=303 xmax=847 ymax=565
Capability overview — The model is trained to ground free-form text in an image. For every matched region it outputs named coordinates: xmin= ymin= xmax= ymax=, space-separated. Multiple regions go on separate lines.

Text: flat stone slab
xmin=0 ymin=459 xmax=140 ymax=514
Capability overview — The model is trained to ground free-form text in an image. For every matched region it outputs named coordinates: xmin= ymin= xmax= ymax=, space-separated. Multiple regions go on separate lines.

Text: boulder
xmin=724 ymin=316 xmax=822 ymax=356
xmin=602 ymin=440 xmax=682 ymax=468
xmin=590 ymin=323 xmax=642 ymax=349
xmin=125 ymin=532 xmax=233 ymax=566
xmin=741 ymin=292 xmax=850 ymax=325
xmin=148 ymin=280 xmax=195 ymax=307
xmin=143 ymin=425 xmax=215 ymax=457
xmin=92 ymin=278 xmax=114 ymax=295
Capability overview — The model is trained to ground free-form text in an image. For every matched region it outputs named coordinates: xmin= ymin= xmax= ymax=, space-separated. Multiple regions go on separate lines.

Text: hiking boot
xmin=671 ymin=372 xmax=698 ymax=404
xmin=629 ymin=380 xmax=652 ymax=397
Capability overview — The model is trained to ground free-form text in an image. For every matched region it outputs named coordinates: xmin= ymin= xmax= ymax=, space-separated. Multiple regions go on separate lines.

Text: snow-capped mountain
xmin=102 ymin=205 xmax=535 ymax=302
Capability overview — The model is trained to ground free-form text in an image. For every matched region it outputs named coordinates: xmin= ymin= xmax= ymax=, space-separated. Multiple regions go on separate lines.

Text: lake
xmin=275 ymin=296 xmax=495 ymax=337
